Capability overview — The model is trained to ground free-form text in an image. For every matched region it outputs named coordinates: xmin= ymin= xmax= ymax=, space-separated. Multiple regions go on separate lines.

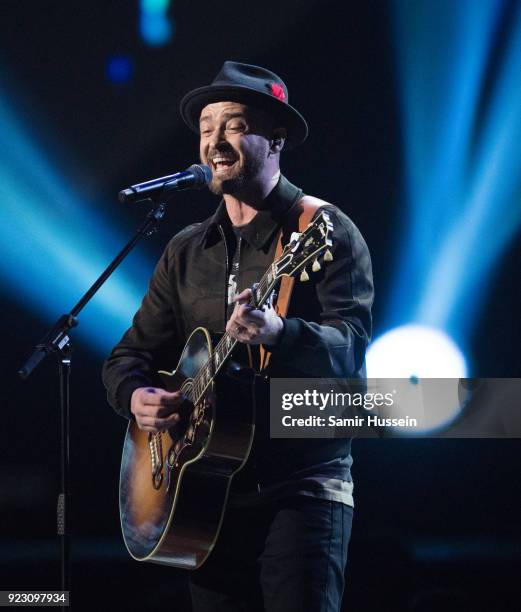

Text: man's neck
xmin=224 ymin=171 xmax=280 ymax=226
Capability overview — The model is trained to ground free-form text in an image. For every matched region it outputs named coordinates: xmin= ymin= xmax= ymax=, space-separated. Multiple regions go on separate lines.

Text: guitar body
xmin=119 ymin=327 xmax=255 ymax=569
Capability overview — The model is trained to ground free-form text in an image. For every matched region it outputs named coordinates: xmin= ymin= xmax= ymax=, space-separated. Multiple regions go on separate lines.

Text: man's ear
xmin=270 ymin=127 xmax=287 ymax=154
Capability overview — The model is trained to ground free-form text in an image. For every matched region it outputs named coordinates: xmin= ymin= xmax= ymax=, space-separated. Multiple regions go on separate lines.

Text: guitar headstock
xmin=274 ymin=210 xmax=334 ymax=281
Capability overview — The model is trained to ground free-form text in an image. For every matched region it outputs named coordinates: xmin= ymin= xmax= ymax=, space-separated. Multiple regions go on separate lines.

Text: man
xmin=103 ymin=61 xmax=373 ymax=611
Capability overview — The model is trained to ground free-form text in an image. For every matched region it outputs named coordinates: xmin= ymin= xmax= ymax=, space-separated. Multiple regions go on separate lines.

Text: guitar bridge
xmin=149 ymin=432 xmax=164 ymax=490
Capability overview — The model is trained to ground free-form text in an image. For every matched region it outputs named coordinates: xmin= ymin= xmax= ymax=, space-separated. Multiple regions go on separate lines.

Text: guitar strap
xmin=259 ymin=196 xmax=325 ymax=370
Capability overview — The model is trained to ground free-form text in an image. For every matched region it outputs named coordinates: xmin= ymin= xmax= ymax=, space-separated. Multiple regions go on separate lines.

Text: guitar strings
xmin=188 ymin=266 xmax=275 ymax=405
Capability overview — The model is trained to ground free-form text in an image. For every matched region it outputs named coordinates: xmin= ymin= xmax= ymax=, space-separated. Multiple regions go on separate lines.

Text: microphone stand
xmin=18 ymin=200 xmax=167 ymax=610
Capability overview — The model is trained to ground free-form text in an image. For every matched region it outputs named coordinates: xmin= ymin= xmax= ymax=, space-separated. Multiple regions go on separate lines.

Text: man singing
xmin=103 ymin=61 xmax=373 ymax=612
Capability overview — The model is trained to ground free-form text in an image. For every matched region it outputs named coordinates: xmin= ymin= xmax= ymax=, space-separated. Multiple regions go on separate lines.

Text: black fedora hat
xmin=180 ymin=61 xmax=308 ymax=148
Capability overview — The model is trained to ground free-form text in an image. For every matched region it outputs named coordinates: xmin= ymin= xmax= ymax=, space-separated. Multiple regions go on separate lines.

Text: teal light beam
xmin=389 ymin=0 xmax=521 ymax=349
xmin=0 ymin=85 xmax=155 ymax=354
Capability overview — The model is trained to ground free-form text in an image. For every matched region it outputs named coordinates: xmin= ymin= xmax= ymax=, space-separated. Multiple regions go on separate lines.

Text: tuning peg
xmin=300 ymin=267 xmax=310 ymax=282
xmin=312 ymin=258 xmax=321 ymax=272
xmin=324 ymin=249 xmax=333 ymax=262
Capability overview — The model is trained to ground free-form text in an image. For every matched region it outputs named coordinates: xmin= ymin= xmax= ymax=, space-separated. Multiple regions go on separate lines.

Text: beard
xmin=206 ymin=142 xmax=269 ymax=196
xmin=208 ymin=166 xmax=247 ymax=196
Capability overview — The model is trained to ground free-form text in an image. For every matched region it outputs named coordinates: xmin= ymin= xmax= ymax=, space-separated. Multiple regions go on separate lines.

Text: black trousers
xmin=189 ymin=495 xmax=353 ymax=612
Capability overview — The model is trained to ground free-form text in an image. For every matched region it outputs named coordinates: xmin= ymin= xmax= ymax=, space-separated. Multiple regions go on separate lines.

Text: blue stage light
xmin=139 ymin=0 xmax=174 ymax=47
xmin=0 ymin=87 xmax=154 ymax=355
xmin=106 ymin=55 xmax=133 ymax=84
xmin=383 ymin=0 xmax=521 ymax=368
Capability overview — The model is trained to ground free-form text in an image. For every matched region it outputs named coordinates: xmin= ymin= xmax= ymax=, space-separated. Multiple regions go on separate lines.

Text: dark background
xmin=1 ymin=1 xmax=520 ymax=610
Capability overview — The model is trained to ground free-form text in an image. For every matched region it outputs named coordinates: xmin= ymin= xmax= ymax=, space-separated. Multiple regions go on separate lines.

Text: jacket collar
xmin=200 ymin=175 xmax=303 ymax=250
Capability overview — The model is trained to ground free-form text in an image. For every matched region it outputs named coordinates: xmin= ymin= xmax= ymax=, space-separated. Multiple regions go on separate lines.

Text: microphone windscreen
xmin=188 ymin=164 xmax=213 ymax=188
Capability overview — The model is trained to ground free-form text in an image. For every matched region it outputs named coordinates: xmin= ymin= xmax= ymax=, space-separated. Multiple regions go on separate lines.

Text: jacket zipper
xmin=217 ymin=224 xmax=229 ymax=330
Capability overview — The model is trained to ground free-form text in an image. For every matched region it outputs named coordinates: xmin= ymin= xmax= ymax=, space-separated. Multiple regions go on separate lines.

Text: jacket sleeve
xmin=101 ymin=231 xmax=189 ymax=419
xmin=266 ymin=207 xmax=373 ymax=378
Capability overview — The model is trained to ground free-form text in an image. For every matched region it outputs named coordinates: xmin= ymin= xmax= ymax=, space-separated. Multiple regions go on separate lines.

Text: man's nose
xmin=209 ymin=125 xmax=228 ymax=148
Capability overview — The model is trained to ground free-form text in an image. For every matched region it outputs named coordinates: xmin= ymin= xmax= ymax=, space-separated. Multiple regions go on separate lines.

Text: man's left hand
xmin=226 ymin=288 xmax=283 ymax=346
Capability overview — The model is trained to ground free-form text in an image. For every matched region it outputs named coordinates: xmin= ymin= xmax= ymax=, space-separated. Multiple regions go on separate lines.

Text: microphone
xmin=118 ymin=164 xmax=212 ymax=203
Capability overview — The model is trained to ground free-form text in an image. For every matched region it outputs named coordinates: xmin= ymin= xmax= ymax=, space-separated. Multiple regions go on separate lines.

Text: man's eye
xmin=200 ymin=128 xmax=212 ymax=136
xmin=226 ymin=123 xmax=245 ymax=132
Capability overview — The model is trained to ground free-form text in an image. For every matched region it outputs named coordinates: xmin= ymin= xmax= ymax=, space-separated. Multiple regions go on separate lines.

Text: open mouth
xmin=211 ymin=157 xmax=237 ymax=173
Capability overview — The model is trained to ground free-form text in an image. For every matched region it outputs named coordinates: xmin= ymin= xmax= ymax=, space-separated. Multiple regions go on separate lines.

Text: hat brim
xmin=180 ymin=84 xmax=308 ymax=148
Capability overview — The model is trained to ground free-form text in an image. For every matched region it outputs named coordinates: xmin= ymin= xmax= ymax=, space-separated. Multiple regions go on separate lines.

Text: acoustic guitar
xmin=119 ymin=210 xmax=333 ymax=568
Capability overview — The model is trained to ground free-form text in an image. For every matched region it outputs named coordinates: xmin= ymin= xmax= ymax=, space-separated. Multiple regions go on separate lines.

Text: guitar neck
xmin=188 ymin=264 xmax=278 ymax=405
xmin=187 ymin=209 xmax=333 ymax=406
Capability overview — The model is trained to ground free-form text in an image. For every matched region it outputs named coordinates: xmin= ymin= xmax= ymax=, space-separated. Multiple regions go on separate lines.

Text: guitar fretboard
xmin=187 ymin=263 xmax=278 ymax=404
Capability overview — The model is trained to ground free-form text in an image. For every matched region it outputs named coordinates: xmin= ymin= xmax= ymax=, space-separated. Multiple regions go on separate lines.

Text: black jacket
xmin=102 ymin=175 xmax=374 ymax=484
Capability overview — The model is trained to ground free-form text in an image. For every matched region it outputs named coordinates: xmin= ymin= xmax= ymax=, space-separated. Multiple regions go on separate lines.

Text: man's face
xmin=199 ymin=101 xmax=275 ymax=195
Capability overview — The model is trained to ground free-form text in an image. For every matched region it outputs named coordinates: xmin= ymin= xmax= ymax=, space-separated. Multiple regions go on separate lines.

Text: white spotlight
xmin=366 ymin=324 xmax=467 ymax=379
xmin=365 ymin=325 xmax=468 ymax=433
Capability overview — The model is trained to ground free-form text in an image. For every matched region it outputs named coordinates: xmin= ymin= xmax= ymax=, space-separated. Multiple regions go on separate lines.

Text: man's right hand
xmin=130 ymin=387 xmax=184 ymax=433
